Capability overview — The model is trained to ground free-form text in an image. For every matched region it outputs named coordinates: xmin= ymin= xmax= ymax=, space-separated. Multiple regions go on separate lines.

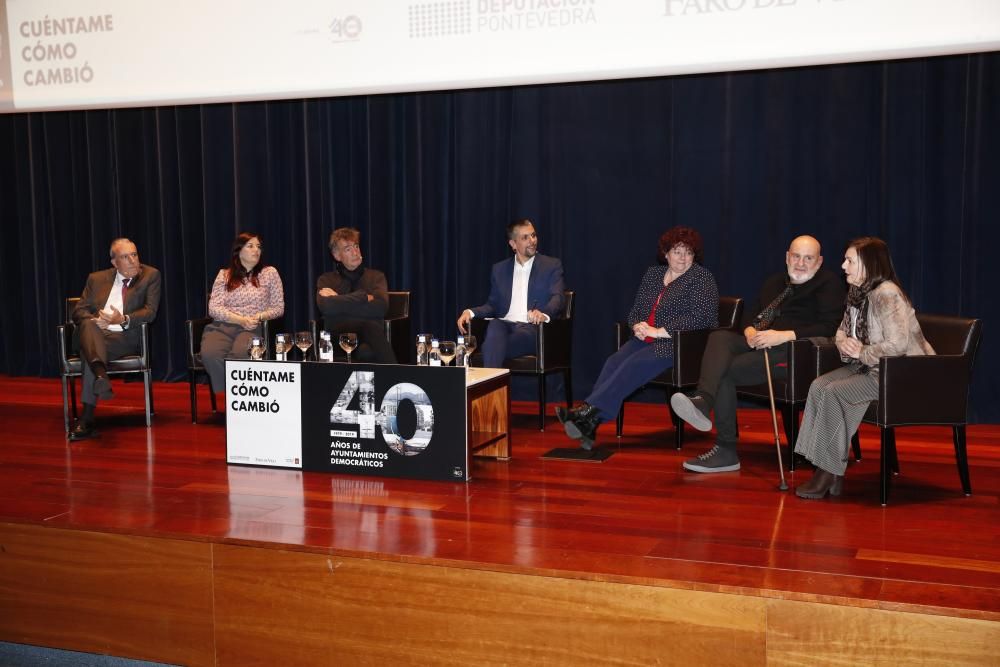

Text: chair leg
xmin=61 ymin=375 xmax=71 ymax=434
xmin=564 ymin=369 xmax=572 ymax=408
xmin=953 ymin=425 xmax=972 ymax=496
xmin=879 ymin=426 xmax=893 ymax=506
xmin=537 ymin=374 xmax=547 ymax=432
xmin=616 ymin=405 xmax=625 ymax=438
xmin=209 ymin=383 xmax=218 ymax=413
xmin=887 ymin=428 xmax=899 ymax=475
xmin=143 ymin=371 xmax=153 ymax=427
xmin=189 ymin=370 xmax=199 ymax=423
xmin=851 ymin=432 xmax=862 ymax=461
xmin=669 ymin=405 xmax=684 ymax=451
xmin=69 ymin=375 xmax=78 ymax=421
xmin=781 ymin=405 xmax=797 ymax=471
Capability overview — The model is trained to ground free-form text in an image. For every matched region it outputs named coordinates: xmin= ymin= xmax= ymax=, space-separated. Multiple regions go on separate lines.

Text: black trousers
xmin=697 ymin=330 xmax=788 ymax=448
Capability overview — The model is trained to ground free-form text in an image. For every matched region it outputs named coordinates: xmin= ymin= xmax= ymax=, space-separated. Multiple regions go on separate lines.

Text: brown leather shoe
xmin=69 ymin=421 xmax=98 ymax=441
xmin=795 ymin=468 xmax=843 ymax=499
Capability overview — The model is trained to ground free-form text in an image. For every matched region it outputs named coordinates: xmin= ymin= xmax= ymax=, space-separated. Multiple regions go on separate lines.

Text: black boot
xmin=556 ymin=404 xmax=588 ymax=425
xmin=795 ymin=468 xmax=843 ymax=499
xmin=563 ymin=403 xmax=601 ymax=451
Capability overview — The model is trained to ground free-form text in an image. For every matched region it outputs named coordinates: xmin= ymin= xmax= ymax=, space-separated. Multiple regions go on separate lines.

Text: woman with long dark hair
xmin=794 ymin=236 xmax=934 ymax=499
xmin=200 ymin=232 xmax=285 ymax=393
xmin=556 ymin=226 xmax=719 ymax=450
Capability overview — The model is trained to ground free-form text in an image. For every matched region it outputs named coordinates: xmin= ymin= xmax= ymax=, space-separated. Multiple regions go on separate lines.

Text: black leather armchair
xmin=309 ymin=290 xmax=412 ymax=364
xmin=850 ymin=313 xmax=982 ymax=505
xmin=614 ymin=296 xmax=744 ymax=449
xmin=58 ymin=297 xmax=154 ymax=433
xmin=185 ymin=313 xmax=285 ymax=423
xmin=470 ymin=290 xmax=575 ymax=431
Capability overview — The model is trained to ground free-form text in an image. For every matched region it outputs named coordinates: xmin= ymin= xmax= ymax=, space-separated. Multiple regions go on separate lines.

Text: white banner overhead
xmin=1 ymin=0 xmax=998 ymax=112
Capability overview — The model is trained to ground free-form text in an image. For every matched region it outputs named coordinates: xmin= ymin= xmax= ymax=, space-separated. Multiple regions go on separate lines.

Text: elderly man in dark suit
xmin=457 ymin=219 xmax=565 ymax=368
xmin=69 ymin=238 xmax=161 ymax=441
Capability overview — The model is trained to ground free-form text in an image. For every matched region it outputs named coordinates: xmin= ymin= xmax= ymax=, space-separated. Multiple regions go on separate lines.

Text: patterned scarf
xmin=845 ymin=279 xmax=885 ymax=345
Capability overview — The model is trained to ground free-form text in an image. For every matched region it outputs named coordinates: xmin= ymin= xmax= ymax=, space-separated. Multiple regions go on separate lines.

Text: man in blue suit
xmin=457 ymin=219 xmax=565 ymax=368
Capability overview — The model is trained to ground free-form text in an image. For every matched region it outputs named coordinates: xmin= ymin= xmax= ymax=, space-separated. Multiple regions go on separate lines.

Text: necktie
xmin=753 ymin=282 xmax=794 ymax=330
xmin=121 ymin=278 xmax=129 ymax=312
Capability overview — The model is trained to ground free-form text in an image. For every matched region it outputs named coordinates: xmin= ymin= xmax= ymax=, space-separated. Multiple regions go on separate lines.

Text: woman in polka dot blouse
xmin=200 ymin=232 xmax=285 ymax=394
xmin=557 ymin=226 xmax=719 ymax=450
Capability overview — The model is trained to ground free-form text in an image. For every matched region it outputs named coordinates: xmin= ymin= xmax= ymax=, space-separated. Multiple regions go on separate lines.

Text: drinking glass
xmin=339 ymin=332 xmax=358 ymax=364
xmin=295 ymin=331 xmax=313 ymax=361
xmin=463 ymin=334 xmax=477 ymax=366
xmin=439 ymin=340 xmax=456 ymax=366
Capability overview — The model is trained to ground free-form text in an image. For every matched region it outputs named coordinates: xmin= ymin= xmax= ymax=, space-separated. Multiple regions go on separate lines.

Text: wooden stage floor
xmin=1 ymin=375 xmax=999 ymax=665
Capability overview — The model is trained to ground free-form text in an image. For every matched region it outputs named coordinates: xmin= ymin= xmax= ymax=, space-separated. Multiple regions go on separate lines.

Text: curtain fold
xmin=1 ymin=52 xmax=997 ymax=421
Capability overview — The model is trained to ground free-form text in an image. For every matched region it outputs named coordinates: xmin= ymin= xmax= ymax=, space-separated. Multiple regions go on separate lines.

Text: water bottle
xmin=318 ymin=331 xmax=334 ymax=362
xmin=416 ymin=334 xmax=428 ymax=366
xmin=274 ymin=333 xmax=289 ymax=361
xmin=429 ymin=339 xmax=441 ymax=366
xmin=455 ymin=335 xmax=467 ymax=368
xmin=248 ymin=336 xmax=265 ymax=361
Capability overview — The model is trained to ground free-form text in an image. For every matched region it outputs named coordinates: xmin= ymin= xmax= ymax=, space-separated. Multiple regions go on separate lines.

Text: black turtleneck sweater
xmin=315 ymin=264 xmax=389 ymax=321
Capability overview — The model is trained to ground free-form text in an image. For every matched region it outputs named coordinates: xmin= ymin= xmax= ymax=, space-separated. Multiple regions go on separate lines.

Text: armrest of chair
xmin=812 ymin=339 xmax=844 ymax=376
xmin=138 ymin=322 xmax=151 ymax=365
xmin=186 ymin=317 xmax=212 ymax=365
xmin=537 ymin=317 xmax=572 ymax=368
xmin=56 ymin=322 xmax=76 ymax=372
xmin=877 ymin=354 xmax=971 ymax=425
xmin=385 ymin=313 xmax=412 ymax=364
xmin=671 ymin=328 xmax=712 ymax=386
xmin=615 ymin=321 xmax=712 ymax=385
xmin=262 ymin=316 xmax=285 ymax=360
xmin=614 ymin=321 xmax=630 ymax=349
xmin=782 ymin=338 xmax=822 ymax=401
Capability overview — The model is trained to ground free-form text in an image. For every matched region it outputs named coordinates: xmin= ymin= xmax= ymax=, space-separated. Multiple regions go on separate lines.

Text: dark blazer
xmin=626 ymin=263 xmax=719 ymax=359
xmin=72 ymin=265 xmax=162 ymax=327
xmin=471 ymin=254 xmax=565 ymax=320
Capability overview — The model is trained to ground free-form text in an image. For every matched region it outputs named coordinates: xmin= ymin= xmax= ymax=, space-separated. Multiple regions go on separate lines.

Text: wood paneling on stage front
xmin=3 ymin=523 xmax=999 ymax=666
xmin=0 ymin=522 xmax=215 ymax=667
xmin=212 ymin=543 xmax=767 ymax=666
xmin=767 ymin=599 xmax=1000 ymax=666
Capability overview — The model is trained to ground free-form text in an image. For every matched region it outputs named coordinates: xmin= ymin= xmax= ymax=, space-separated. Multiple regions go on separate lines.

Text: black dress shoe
xmin=562 ymin=404 xmax=601 ymax=451
xmin=69 ymin=421 xmax=98 ymax=441
xmin=94 ymin=376 xmax=114 ymax=400
xmin=795 ymin=468 xmax=843 ymax=499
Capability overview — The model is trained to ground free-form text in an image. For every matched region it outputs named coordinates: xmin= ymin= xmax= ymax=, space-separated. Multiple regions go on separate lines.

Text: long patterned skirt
xmin=793 ymin=363 xmax=878 ymax=476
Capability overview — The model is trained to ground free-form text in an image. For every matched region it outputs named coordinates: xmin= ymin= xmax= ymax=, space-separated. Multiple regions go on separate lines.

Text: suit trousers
xmin=697 ymin=329 xmax=788 ymax=448
xmin=78 ymin=318 xmax=142 ymax=406
xmin=481 ymin=320 xmax=537 ymax=368
xmin=586 ymin=338 xmax=673 ymax=422
xmin=201 ymin=321 xmax=262 ymax=393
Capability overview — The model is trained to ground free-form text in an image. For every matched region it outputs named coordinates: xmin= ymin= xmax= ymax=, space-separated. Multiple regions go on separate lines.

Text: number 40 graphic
xmin=330 ymin=371 xmax=435 ymax=456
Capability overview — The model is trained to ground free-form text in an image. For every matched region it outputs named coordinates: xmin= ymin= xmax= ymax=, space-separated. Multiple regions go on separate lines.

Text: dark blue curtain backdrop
xmin=1 ymin=53 xmax=997 ymax=421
